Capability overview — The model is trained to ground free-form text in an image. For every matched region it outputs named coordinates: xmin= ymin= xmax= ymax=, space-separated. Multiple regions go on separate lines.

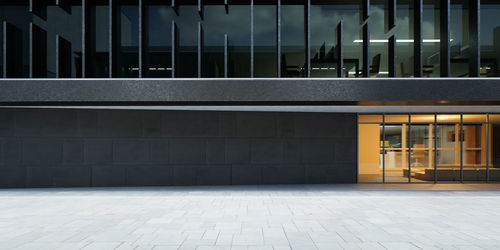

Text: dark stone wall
xmin=0 ymin=108 xmax=357 ymax=188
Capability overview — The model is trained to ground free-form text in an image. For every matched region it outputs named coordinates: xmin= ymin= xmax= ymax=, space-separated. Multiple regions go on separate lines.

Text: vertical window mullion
xmin=487 ymin=113 xmax=490 ymax=182
xmin=277 ymin=0 xmax=281 ymax=77
xmin=250 ymin=0 xmax=254 ymax=78
xmin=434 ymin=113 xmax=438 ymax=183
xmin=382 ymin=113 xmax=386 ymax=184
xmin=460 ymin=113 xmax=464 ymax=183
xmin=305 ymin=0 xmax=310 ymax=78
xmin=440 ymin=0 xmax=450 ymax=77
xmin=336 ymin=21 xmax=343 ymax=78
xmin=469 ymin=0 xmax=480 ymax=77
xmin=414 ymin=0 xmax=423 ymax=77
xmin=408 ymin=114 xmax=412 ymax=183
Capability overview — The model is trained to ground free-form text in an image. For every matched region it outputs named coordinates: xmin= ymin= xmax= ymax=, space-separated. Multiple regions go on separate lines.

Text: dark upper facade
xmin=1 ymin=0 xmax=499 ymax=80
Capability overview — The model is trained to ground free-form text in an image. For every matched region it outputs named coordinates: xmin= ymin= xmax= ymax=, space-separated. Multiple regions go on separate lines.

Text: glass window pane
xmin=116 ymin=2 xmax=139 ymax=78
xmin=450 ymin=0 xmax=470 ymax=77
xmin=396 ymin=0 xmax=414 ymax=77
xmin=30 ymin=2 xmax=82 ymax=78
xmin=480 ymin=1 xmax=500 ymax=77
xmin=463 ymin=114 xmax=487 ymax=123
xmin=88 ymin=1 xmax=109 ymax=78
xmin=462 ymin=124 xmax=488 ymax=182
xmin=227 ymin=3 xmax=250 ymax=78
xmin=281 ymin=0 xmax=306 ymax=77
xmin=176 ymin=5 xmax=199 ymax=78
xmin=310 ymin=0 xmax=340 ymax=78
xmin=358 ymin=114 xmax=383 ymax=123
xmin=146 ymin=4 xmax=172 ymax=78
xmin=490 ymin=114 xmax=500 ymax=182
xmin=386 ymin=114 xmax=409 ymax=123
xmin=423 ymin=0 xmax=440 ymax=77
xmin=359 ymin=123 xmax=383 ymax=182
xmin=436 ymin=124 xmax=461 ymax=182
xmin=409 ymin=124 xmax=434 ymax=182
xmin=411 ymin=114 xmax=435 ymax=123
xmin=369 ymin=0 xmax=389 ymax=78
xmin=385 ymin=124 xmax=409 ymax=182
xmin=254 ymin=1 xmax=277 ymax=77
xmin=202 ymin=2 xmax=251 ymax=78
xmin=0 ymin=1 xmax=30 ymax=78
xmin=202 ymin=5 xmax=225 ymax=78
xmin=437 ymin=114 xmax=461 ymax=123
xmin=342 ymin=0 xmax=362 ymax=78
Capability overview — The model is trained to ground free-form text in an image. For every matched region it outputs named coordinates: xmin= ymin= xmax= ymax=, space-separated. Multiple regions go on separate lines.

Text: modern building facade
xmin=1 ymin=0 xmax=500 ymax=187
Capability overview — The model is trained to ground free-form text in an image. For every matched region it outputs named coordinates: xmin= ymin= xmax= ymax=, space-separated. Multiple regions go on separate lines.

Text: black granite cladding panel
xmin=0 ymin=108 xmax=357 ymax=188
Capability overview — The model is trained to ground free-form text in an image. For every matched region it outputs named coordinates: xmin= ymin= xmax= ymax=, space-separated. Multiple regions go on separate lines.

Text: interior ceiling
xmin=2 ymin=105 xmax=500 ymax=113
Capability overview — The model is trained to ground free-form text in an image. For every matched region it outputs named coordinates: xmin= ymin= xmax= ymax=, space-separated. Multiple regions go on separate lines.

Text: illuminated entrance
xmin=358 ymin=114 xmax=500 ymax=183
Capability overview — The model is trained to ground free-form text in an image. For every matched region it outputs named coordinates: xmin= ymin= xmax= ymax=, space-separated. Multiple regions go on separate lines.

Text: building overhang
xmin=1 ymin=78 xmax=500 ymax=109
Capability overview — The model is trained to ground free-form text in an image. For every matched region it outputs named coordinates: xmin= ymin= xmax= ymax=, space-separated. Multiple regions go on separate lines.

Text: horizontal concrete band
xmin=0 ymin=78 xmax=500 ymax=103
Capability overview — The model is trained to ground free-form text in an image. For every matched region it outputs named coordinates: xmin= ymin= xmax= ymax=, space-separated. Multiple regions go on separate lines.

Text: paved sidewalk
xmin=1 ymin=184 xmax=500 ymax=250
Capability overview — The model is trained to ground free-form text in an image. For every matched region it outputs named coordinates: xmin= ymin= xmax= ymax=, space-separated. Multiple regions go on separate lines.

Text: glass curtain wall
xmin=310 ymin=0 xmax=340 ymax=77
xmin=226 ymin=2 xmax=251 ymax=77
xmin=480 ymin=1 xmax=500 ymax=77
xmin=0 ymin=1 xmax=30 ymax=78
xmin=31 ymin=1 xmax=82 ymax=78
xmin=384 ymin=115 xmax=409 ymax=183
xmin=254 ymin=0 xmax=277 ymax=77
xmin=395 ymin=0 xmax=414 ymax=77
xmin=490 ymin=115 xmax=500 ymax=182
xmin=369 ymin=0 xmax=389 ymax=78
xmin=450 ymin=0 xmax=469 ymax=77
xmin=88 ymin=0 xmax=110 ymax=78
xmin=175 ymin=2 xmax=199 ymax=78
xmin=281 ymin=0 xmax=306 ymax=77
xmin=145 ymin=1 xmax=173 ymax=78
xmin=359 ymin=114 xmax=496 ymax=183
xmin=422 ymin=0 xmax=440 ymax=77
xmin=202 ymin=3 xmax=226 ymax=78
xmin=342 ymin=0 xmax=362 ymax=78
xmin=116 ymin=0 xmax=139 ymax=78
xmin=202 ymin=1 xmax=251 ymax=78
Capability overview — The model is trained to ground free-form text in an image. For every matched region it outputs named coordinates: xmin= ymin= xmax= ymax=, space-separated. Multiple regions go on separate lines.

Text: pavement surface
xmin=1 ymin=184 xmax=500 ymax=250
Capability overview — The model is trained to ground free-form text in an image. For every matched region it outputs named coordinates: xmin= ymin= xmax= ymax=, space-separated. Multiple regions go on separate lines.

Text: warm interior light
xmin=438 ymin=115 xmax=450 ymax=120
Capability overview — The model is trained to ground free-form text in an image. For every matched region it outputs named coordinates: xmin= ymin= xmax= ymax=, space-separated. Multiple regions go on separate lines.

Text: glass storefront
xmin=359 ymin=114 xmax=499 ymax=183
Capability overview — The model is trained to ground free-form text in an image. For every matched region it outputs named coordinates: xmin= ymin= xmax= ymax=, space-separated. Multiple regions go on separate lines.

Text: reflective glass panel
xmin=88 ymin=1 xmax=109 ymax=78
xmin=480 ymin=1 xmax=500 ymax=77
xmin=310 ymin=0 xmax=340 ymax=77
xmin=146 ymin=4 xmax=173 ymax=78
xmin=342 ymin=0 xmax=362 ymax=78
xmin=423 ymin=0 xmax=440 ymax=77
xmin=0 ymin=1 xmax=30 ymax=78
xmin=254 ymin=1 xmax=277 ymax=77
xmin=176 ymin=5 xmax=199 ymax=78
xmin=226 ymin=3 xmax=250 ymax=77
xmin=202 ymin=4 xmax=225 ymax=77
xmin=369 ymin=0 xmax=388 ymax=78
xmin=450 ymin=0 xmax=470 ymax=77
xmin=281 ymin=0 xmax=306 ymax=77
xmin=396 ymin=0 xmax=414 ymax=77
xmin=116 ymin=2 xmax=139 ymax=78
xmin=31 ymin=2 xmax=82 ymax=78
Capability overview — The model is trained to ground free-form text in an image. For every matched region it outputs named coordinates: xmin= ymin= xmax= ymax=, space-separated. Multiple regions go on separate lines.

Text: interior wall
xmin=358 ymin=124 xmax=381 ymax=175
